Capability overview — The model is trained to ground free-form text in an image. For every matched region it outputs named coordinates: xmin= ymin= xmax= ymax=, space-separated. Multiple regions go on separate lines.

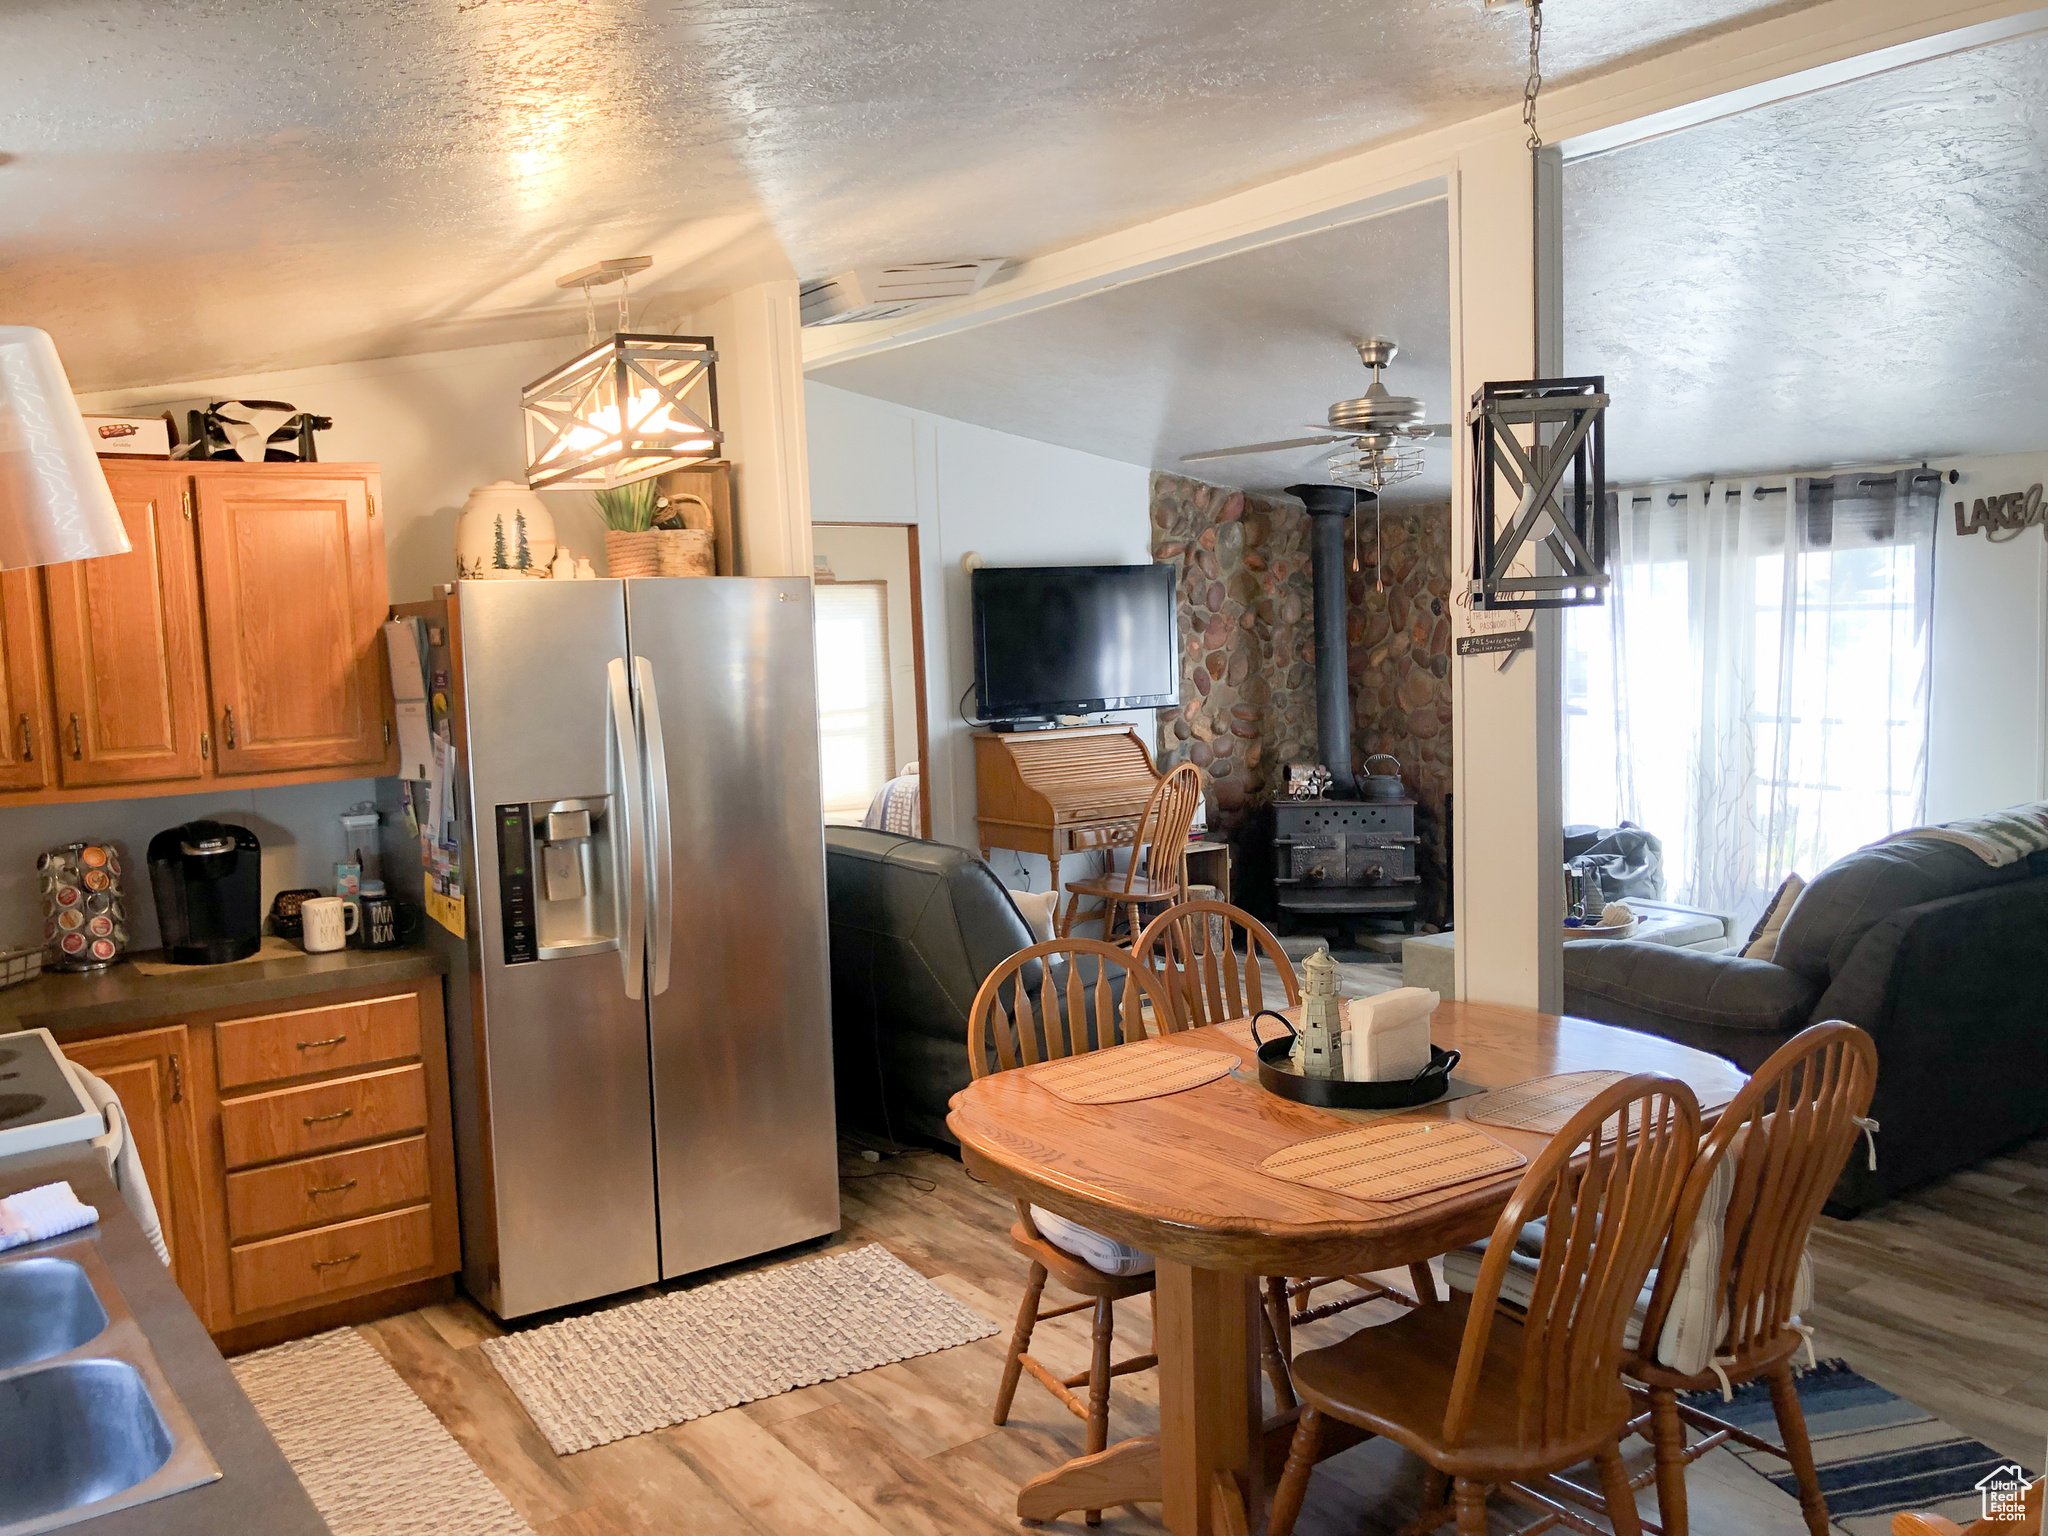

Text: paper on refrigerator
xmin=382 ymin=620 xmax=434 ymax=780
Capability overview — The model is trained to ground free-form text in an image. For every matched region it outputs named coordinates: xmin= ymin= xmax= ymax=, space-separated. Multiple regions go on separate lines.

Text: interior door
xmin=0 ymin=570 xmax=56 ymax=791
xmin=631 ymin=578 xmax=840 ymax=1281
xmin=44 ymin=465 xmax=210 ymax=787
xmin=61 ymin=1026 xmax=211 ymax=1312
xmin=194 ymin=469 xmax=388 ymax=775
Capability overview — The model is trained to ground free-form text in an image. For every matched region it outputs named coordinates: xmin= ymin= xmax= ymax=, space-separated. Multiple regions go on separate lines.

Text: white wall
xmin=1926 ymin=448 xmax=2048 ymax=820
xmin=74 ymin=278 xmax=812 ymax=599
xmin=806 ymin=380 xmax=1154 ymax=893
xmin=0 ymin=778 xmax=382 ymax=953
xmin=812 ymin=524 xmax=922 ymax=789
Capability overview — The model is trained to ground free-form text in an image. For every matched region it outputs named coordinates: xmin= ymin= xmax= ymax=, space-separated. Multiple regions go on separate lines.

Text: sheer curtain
xmin=1565 ymin=471 xmax=1937 ymax=929
xmin=814 ymin=581 xmax=896 ymax=824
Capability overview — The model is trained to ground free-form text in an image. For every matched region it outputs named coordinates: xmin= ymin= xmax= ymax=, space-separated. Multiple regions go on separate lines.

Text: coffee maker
xmin=147 ymin=821 xmax=262 ymax=964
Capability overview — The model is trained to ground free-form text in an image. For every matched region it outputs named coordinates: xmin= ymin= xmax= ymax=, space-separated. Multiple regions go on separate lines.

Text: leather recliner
xmin=824 ymin=826 xmax=1041 ymax=1147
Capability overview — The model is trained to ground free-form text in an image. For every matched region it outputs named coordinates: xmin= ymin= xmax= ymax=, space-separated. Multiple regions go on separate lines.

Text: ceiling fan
xmin=1181 ymin=338 xmax=1449 ymax=494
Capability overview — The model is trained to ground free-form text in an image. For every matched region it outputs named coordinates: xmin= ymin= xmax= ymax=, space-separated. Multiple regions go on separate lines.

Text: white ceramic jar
xmin=455 ymin=481 xmax=557 ymax=580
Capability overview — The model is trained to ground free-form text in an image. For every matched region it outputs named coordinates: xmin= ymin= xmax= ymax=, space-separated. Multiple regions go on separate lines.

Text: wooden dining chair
xmin=1057 ymin=762 xmax=1204 ymax=944
xmin=968 ymin=938 xmax=1176 ymax=1524
xmin=1128 ymin=897 xmax=1441 ymax=1407
xmin=1268 ymin=1073 xmax=1703 ymax=1536
xmin=1626 ymin=1021 xmax=1880 ymax=1536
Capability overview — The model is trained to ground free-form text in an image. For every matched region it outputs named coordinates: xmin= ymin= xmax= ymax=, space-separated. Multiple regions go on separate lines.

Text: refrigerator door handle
xmin=635 ymin=656 xmax=674 ymax=996
xmin=606 ymin=657 xmax=647 ymax=1001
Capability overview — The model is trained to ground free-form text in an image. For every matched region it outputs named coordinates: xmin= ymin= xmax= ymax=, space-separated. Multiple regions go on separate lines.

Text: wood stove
xmin=1273 ymin=797 xmax=1420 ymax=932
xmin=1268 ymin=482 xmax=1421 ymax=934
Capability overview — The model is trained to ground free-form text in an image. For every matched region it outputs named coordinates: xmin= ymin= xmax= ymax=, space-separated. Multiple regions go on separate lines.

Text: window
xmin=1565 ymin=471 xmax=1935 ymax=927
xmin=814 ymin=580 xmax=895 ymax=824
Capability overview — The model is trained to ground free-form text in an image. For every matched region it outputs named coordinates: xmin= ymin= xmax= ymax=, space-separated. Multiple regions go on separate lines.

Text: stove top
xmin=0 ymin=1030 xmax=102 ymax=1157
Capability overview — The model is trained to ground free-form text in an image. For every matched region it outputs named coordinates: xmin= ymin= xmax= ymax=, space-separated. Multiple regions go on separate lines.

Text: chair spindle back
xmin=1447 ymin=1074 xmax=1702 ymax=1452
xmin=1640 ymin=1021 xmax=1878 ymax=1370
xmin=1131 ymin=899 xmax=1299 ymax=1031
xmin=967 ymin=938 xmax=1176 ymax=1080
xmin=1122 ymin=762 xmax=1204 ymax=897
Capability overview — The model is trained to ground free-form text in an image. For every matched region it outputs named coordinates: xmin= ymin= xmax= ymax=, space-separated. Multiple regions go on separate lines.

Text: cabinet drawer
xmin=215 ymin=993 xmax=421 ymax=1090
xmin=220 ymin=1064 xmax=427 ymax=1169
xmin=224 ymin=1134 xmax=431 ymax=1243
xmin=230 ymin=1203 xmax=434 ymax=1316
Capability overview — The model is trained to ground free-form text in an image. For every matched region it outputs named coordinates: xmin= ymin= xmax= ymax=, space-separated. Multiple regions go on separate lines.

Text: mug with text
xmin=299 ymin=895 xmax=359 ymax=953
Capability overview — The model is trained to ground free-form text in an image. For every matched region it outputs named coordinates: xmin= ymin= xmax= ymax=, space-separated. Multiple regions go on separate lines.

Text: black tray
xmin=1248 ymin=1009 xmax=1460 ymax=1110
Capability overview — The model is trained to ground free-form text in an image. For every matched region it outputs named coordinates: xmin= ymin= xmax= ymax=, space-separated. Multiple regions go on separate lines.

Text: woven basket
xmin=656 ymin=528 xmax=715 ymax=577
xmin=603 ymin=529 xmax=662 ymax=578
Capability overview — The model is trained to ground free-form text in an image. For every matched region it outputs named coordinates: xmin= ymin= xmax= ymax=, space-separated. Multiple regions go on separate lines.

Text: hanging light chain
xmin=1522 ymin=0 xmax=1545 ymax=152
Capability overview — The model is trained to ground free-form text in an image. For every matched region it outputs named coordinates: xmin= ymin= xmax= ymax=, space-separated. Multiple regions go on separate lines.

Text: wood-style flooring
xmin=347 ymin=1134 xmax=2048 ymax=1536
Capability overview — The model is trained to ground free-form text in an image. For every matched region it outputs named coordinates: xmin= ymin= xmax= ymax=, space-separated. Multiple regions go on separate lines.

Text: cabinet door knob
xmin=69 ymin=713 xmax=81 ymax=760
xmin=17 ymin=714 xmax=30 ymax=763
xmin=222 ymin=706 xmax=237 ymax=749
xmin=168 ymin=1052 xmax=183 ymax=1104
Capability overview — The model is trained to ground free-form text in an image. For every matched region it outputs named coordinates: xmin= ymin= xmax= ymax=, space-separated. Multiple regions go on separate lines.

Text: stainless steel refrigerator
xmin=386 ymin=578 xmax=839 ymax=1320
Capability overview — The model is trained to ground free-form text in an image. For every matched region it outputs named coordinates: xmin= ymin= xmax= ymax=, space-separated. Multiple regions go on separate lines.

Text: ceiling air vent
xmin=799 ymin=259 xmax=1006 ymax=327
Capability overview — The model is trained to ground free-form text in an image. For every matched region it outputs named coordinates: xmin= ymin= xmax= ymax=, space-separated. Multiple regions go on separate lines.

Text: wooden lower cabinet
xmin=61 ymin=1025 xmax=211 ymax=1305
xmin=66 ymin=976 xmax=457 ymax=1339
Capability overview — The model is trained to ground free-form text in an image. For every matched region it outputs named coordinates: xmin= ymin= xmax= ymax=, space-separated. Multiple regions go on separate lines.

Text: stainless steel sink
xmin=0 ymin=1241 xmax=220 ymax=1536
xmin=0 ymin=1259 xmax=107 ymax=1371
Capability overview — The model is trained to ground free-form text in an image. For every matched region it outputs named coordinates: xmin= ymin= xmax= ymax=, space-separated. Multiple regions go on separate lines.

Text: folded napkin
xmin=0 ymin=1181 xmax=100 ymax=1252
xmin=1342 ymin=987 xmax=1440 ymax=1081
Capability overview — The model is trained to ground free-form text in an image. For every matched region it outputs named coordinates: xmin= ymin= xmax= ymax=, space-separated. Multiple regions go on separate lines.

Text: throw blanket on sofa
xmin=1883 ymin=802 xmax=2048 ymax=867
xmin=862 ymin=763 xmax=921 ymax=837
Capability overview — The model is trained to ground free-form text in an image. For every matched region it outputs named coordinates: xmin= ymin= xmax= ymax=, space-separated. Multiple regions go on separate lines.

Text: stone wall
xmin=1347 ymin=503 xmax=1454 ymax=927
xmin=1150 ymin=471 xmax=1453 ymax=928
xmin=1149 ymin=473 xmax=1316 ymax=886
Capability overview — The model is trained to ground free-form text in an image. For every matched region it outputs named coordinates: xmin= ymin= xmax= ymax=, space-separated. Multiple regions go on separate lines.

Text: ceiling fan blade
xmin=1181 ymin=435 xmax=1346 ymax=462
xmin=1419 ymin=422 xmax=1452 ymax=437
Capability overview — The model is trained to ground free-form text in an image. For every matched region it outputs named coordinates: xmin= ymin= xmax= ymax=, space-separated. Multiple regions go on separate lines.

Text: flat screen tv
xmin=972 ymin=563 xmax=1179 ymax=722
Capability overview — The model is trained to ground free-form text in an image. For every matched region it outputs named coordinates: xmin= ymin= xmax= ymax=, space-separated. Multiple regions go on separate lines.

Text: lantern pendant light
xmin=521 ymin=257 xmax=722 ymax=492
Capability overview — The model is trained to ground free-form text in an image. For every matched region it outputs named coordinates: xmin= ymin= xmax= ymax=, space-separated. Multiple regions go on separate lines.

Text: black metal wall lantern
xmin=1467 ymin=376 xmax=1610 ymax=609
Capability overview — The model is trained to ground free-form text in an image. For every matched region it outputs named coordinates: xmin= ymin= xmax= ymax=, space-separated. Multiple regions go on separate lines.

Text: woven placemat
xmin=1463 ymin=1070 xmax=1632 ymax=1135
xmin=1258 ymin=1119 xmax=1525 ymax=1201
xmin=1029 ymin=1040 xmax=1238 ymax=1104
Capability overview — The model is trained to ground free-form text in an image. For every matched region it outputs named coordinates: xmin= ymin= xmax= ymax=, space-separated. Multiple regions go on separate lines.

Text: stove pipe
xmin=1286 ymin=483 xmax=1371 ymax=798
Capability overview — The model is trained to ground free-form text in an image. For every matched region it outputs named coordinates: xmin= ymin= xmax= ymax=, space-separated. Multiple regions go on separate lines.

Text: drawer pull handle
xmin=311 ymin=1252 xmax=362 ymax=1270
xmin=296 ymin=1034 xmax=348 ymax=1050
xmin=307 ymin=1179 xmax=358 ymax=1198
xmin=303 ymin=1108 xmax=354 ymax=1126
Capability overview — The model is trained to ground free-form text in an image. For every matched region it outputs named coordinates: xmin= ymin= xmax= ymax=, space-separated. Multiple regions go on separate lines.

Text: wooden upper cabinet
xmin=0 ymin=572 xmax=56 ymax=792
xmin=192 ymin=469 xmax=388 ymax=775
xmin=45 ymin=465 xmax=210 ymax=787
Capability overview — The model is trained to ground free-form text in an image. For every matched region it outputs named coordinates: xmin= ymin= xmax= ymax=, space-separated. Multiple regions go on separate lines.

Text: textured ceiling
xmin=3 ymin=0 xmax=1817 ymax=391
xmin=1566 ymin=28 xmax=2048 ymax=482
xmin=809 ymin=199 xmax=1455 ymax=502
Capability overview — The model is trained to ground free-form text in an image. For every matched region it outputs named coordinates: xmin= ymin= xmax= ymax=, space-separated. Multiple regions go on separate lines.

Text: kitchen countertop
xmin=0 ymin=945 xmax=445 ymax=1037
xmin=0 ymin=1145 xmax=328 ymax=1536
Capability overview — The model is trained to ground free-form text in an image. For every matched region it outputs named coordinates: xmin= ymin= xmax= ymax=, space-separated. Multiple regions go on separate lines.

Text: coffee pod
xmin=56 ymin=907 xmax=84 ymax=931
xmin=58 ymin=931 xmax=86 ymax=956
xmin=88 ymin=937 xmax=116 ymax=962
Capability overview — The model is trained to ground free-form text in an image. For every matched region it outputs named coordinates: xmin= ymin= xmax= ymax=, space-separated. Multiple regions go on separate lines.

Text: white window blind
xmin=814 ymin=580 xmax=896 ymax=823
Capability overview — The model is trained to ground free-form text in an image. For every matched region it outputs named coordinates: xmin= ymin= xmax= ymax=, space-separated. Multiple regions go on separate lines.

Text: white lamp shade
xmin=0 ymin=327 xmax=131 ymax=568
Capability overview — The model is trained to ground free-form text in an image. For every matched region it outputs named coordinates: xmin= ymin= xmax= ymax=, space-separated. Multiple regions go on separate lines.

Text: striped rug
xmin=1687 ymin=1359 xmax=2036 ymax=1534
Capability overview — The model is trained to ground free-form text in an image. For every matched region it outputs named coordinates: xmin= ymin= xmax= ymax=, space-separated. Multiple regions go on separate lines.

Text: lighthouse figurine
xmin=1299 ymin=946 xmax=1342 ymax=1080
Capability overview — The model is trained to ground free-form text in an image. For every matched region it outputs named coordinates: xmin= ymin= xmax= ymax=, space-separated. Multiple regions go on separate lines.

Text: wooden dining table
xmin=945 ymin=999 xmax=1749 ymax=1536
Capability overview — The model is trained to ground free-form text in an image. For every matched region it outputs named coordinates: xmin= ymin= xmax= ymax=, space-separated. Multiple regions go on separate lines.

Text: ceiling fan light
xmin=0 ymin=327 xmax=132 ymax=569
xmin=522 ymin=333 xmax=722 ymax=491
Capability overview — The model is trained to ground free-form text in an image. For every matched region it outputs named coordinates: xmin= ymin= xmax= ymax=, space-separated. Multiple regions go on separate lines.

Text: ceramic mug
xmin=300 ymin=895 xmax=360 ymax=953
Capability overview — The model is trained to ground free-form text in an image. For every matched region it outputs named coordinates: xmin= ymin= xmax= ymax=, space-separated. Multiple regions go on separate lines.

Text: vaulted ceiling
xmin=3 ymin=0 xmax=1818 ymax=391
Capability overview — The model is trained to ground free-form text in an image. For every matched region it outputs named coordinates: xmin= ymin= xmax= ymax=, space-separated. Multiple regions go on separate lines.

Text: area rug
xmin=1688 ymin=1358 xmax=2037 ymax=1534
xmin=480 ymin=1243 xmax=998 ymax=1454
xmin=233 ymin=1326 xmax=533 ymax=1536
